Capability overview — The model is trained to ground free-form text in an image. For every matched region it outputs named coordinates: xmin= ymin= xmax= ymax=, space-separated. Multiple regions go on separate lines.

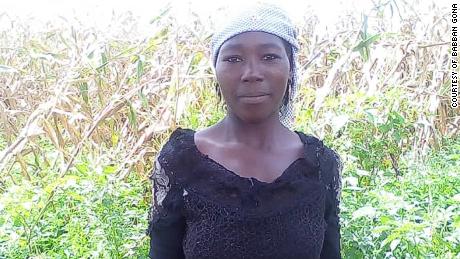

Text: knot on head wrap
xmin=210 ymin=3 xmax=300 ymax=129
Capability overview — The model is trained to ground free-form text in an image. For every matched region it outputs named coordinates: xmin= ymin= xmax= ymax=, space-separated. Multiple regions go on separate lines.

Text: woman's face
xmin=215 ymin=31 xmax=291 ymax=124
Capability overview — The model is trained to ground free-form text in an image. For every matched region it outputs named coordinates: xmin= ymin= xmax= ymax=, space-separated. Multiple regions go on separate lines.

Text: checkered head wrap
xmin=211 ymin=3 xmax=299 ymax=130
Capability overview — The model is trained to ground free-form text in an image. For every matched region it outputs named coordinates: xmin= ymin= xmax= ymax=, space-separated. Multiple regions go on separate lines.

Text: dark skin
xmin=194 ymin=31 xmax=304 ymax=183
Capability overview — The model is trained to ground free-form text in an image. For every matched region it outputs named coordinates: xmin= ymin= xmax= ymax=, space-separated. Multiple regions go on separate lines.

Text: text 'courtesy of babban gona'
xmin=452 ymin=3 xmax=458 ymax=108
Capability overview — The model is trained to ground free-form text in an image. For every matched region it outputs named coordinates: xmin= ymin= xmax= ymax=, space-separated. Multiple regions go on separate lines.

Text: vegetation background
xmin=0 ymin=0 xmax=459 ymax=258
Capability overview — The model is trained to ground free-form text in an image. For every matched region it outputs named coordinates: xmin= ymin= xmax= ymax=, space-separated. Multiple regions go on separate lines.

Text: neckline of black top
xmin=178 ymin=128 xmax=309 ymax=186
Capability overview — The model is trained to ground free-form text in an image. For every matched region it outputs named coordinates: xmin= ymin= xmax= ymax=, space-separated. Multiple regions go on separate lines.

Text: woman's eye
xmin=224 ymin=57 xmax=242 ymax=62
xmin=263 ymin=54 xmax=279 ymax=60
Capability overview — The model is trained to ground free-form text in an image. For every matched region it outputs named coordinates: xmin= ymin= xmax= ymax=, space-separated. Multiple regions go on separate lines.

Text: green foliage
xmin=0 ymin=154 xmax=150 ymax=258
xmin=348 ymin=108 xmax=414 ymax=175
xmin=340 ymin=136 xmax=460 ymax=258
xmin=346 ymin=88 xmax=416 ymax=175
xmin=353 ymin=13 xmax=381 ymax=62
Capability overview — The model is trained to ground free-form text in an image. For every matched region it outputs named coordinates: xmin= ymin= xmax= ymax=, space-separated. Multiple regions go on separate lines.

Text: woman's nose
xmin=241 ymin=58 xmax=263 ymax=83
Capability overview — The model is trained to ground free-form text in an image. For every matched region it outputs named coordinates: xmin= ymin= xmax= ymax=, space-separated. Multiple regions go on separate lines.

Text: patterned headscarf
xmin=211 ymin=3 xmax=299 ymax=130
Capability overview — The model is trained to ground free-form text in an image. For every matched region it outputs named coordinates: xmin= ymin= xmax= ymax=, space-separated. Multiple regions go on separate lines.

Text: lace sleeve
xmin=329 ymin=149 xmax=343 ymax=205
xmin=148 ymin=156 xmax=169 ymax=227
xmin=147 ymin=154 xmax=186 ymax=259
xmin=319 ymin=145 xmax=343 ymax=259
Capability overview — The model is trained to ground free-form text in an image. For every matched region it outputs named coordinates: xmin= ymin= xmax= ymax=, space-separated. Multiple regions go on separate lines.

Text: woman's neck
xmin=216 ymin=113 xmax=288 ymax=151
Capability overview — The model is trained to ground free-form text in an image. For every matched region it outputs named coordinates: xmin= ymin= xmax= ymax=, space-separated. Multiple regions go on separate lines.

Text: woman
xmin=147 ymin=3 xmax=342 ymax=259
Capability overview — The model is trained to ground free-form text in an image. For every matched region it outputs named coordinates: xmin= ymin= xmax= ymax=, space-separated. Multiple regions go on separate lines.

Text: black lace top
xmin=146 ymin=127 xmax=342 ymax=259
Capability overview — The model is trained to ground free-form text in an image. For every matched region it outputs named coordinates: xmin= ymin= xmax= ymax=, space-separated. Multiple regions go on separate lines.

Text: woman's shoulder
xmin=295 ymin=130 xmax=342 ymax=185
xmin=158 ymin=127 xmax=194 ymax=151
xmin=295 ymin=131 xmax=340 ymax=160
xmin=156 ymin=127 xmax=198 ymax=168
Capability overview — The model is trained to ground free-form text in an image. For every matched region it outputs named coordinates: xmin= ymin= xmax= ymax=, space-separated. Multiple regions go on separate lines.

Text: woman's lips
xmin=239 ymin=94 xmax=270 ymax=104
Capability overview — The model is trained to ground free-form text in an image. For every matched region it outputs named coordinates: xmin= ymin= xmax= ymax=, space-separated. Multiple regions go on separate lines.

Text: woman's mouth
xmin=239 ymin=94 xmax=270 ymax=104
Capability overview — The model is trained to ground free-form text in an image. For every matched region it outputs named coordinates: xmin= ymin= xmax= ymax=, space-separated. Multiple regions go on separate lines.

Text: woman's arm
xmin=147 ymin=156 xmax=186 ymax=259
xmin=320 ymin=148 xmax=343 ymax=259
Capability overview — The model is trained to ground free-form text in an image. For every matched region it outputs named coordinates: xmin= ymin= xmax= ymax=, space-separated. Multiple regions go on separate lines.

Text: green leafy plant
xmin=348 ymin=109 xmax=414 ymax=176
